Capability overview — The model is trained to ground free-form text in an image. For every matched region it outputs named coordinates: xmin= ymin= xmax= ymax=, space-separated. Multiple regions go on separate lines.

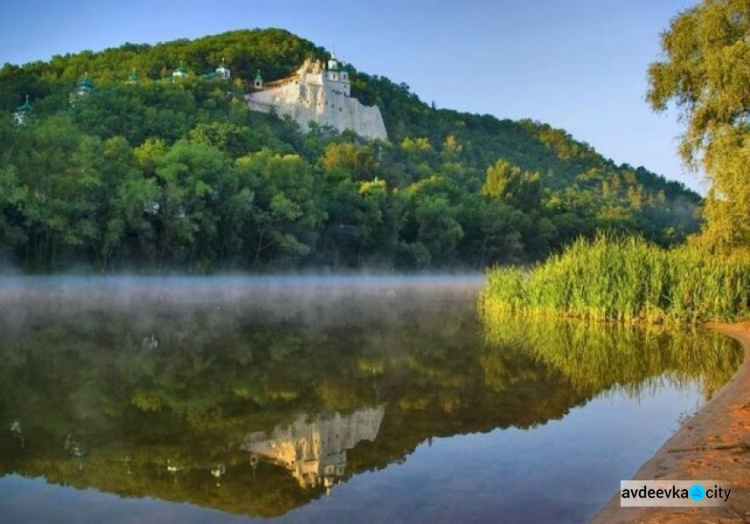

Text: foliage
xmin=481 ymin=235 xmax=750 ymax=323
xmin=0 ymin=29 xmax=703 ymax=271
xmin=479 ymin=1 xmax=750 ymax=327
xmin=647 ymin=0 xmax=750 ymax=249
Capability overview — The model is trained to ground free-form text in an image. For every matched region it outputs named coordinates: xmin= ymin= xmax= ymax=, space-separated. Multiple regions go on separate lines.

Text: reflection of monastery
xmin=242 ymin=407 xmax=384 ymax=493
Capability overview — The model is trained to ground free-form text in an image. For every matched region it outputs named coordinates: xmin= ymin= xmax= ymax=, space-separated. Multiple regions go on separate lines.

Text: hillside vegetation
xmin=483 ymin=1 xmax=750 ymax=324
xmin=0 ymin=29 xmax=701 ymax=271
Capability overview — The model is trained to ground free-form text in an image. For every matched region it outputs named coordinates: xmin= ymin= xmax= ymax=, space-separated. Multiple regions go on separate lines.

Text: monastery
xmin=11 ymin=53 xmax=388 ymax=140
xmin=246 ymin=55 xmax=388 ymax=141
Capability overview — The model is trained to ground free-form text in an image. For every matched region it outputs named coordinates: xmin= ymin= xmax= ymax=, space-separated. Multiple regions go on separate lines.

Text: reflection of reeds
xmin=481 ymin=236 xmax=750 ymax=323
xmin=480 ymin=305 xmax=744 ymax=399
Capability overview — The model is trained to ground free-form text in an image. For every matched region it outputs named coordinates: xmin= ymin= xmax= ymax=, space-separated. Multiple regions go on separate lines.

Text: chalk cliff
xmin=246 ymin=57 xmax=387 ymax=141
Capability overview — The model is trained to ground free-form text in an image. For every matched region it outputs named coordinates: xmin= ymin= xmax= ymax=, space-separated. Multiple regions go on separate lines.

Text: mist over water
xmin=0 ymin=273 xmax=483 ymax=309
xmin=0 ymin=275 xmax=741 ymax=523
xmin=0 ymin=274 xmax=483 ymax=331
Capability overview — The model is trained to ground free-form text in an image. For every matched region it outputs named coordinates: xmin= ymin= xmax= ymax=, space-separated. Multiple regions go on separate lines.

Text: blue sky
xmin=0 ymin=0 xmax=702 ymax=191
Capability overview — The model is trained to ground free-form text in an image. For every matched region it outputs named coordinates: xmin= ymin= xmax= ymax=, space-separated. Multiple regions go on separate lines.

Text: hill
xmin=0 ymin=28 xmax=701 ymax=271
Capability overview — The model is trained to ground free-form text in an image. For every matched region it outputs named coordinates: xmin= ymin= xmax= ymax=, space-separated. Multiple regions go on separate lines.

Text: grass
xmin=481 ymin=235 xmax=750 ymax=324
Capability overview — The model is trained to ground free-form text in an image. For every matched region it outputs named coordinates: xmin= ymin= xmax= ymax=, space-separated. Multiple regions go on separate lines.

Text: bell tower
xmin=325 ymin=52 xmax=350 ymax=96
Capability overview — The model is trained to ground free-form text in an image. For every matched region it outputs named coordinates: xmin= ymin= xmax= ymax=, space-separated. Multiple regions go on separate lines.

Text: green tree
xmin=413 ymin=194 xmax=463 ymax=264
xmin=235 ymin=150 xmax=325 ymax=266
xmin=153 ymin=140 xmax=233 ymax=269
xmin=7 ymin=115 xmax=100 ymax=268
xmin=481 ymin=159 xmax=516 ymax=200
xmin=321 ymin=142 xmax=378 ymax=180
xmin=317 ymin=169 xmax=388 ymax=267
xmin=647 ymin=0 xmax=750 ymax=248
xmin=188 ymin=122 xmax=257 ymax=158
xmin=481 ymin=159 xmax=542 ymax=211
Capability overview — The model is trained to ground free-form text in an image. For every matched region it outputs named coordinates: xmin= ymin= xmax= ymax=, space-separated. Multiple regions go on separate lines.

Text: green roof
xmin=255 ymin=70 xmax=263 ymax=81
xmin=16 ymin=98 xmax=32 ymax=112
xmin=79 ymin=77 xmax=94 ymax=89
xmin=176 ymin=65 xmax=187 ymax=73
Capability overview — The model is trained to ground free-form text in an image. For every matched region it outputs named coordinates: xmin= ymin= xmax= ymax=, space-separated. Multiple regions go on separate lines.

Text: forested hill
xmin=0 ymin=28 xmax=701 ymax=272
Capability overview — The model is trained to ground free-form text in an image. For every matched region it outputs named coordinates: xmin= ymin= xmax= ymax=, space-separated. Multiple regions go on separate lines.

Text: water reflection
xmin=481 ymin=308 xmax=743 ymax=400
xmin=0 ymin=277 xmax=742 ymax=522
xmin=242 ymin=407 xmax=384 ymax=493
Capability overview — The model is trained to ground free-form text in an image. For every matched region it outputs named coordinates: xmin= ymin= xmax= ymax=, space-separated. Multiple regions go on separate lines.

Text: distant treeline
xmin=0 ymin=29 xmax=701 ymax=272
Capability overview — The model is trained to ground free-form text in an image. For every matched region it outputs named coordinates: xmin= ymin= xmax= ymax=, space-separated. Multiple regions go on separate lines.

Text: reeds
xmin=481 ymin=235 xmax=750 ymax=324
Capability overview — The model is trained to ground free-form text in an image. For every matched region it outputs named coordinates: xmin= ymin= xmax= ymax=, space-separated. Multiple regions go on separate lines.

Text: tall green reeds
xmin=481 ymin=235 xmax=750 ymax=324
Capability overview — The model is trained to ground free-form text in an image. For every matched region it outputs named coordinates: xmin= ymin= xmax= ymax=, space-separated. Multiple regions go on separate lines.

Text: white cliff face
xmin=245 ymin=60 xmax=387 ymax=141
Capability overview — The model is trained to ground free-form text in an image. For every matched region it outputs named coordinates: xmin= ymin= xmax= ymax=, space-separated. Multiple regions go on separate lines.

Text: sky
xmin=0 ymin=0 xmax=703 ymax=192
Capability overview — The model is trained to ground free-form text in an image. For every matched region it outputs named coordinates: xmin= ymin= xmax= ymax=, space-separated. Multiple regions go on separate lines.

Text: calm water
xmin=0 ymin=276 xmax=743 ymax=523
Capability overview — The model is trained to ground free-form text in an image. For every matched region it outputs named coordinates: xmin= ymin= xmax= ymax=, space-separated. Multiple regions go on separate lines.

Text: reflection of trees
xmin=0 ymin=281 xmax=741 ymax=518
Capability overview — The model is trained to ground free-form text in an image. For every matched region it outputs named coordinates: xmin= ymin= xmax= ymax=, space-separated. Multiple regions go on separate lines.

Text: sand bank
xmin=592 ymin=322 xmax=750 ymax=523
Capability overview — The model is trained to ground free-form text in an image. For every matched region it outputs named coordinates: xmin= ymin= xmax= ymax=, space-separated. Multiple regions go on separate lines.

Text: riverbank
xmin=592 ymin=321 xmax=750 ymax=523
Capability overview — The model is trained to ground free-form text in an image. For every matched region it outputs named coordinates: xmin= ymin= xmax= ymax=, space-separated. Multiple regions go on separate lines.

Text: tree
xmin=316 ymin=168 xmax=389 ymax=267
xmin=234 ymin=150 xmax=325 ymax=266
xmin=8 ymin=115 xmax=99 ymax=268
xmin=320 ymin=142 xmax=378 ymax=180
xmin=413 ymin=194 xmax=463 ymax=264
xmin=481 ymin=159 xmax=542 ymax=211
xmin=481 ymin=159 xmax=516 ymax=200
xmin=647 ymin=0 xmax=750 ymax=248
xmin=188 ymin=122 xmax=256 ymax=158
xmin=153 ymin=140 xmax=233 ymax=269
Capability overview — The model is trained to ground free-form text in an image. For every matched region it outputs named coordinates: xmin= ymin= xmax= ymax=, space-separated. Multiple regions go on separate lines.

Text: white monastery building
xmin=246 ymin=54 xmax=387 ymax=141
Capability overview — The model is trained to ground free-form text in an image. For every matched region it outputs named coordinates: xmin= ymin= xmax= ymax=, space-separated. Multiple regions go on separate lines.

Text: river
xmin=0 ymin=276 xmax=742 ymax=523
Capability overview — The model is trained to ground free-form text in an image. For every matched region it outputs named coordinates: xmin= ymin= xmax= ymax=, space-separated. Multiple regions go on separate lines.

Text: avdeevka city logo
xmin=619 ymin=480 xmax=730 ymax=507
xmin=689 ymin=484 xmax=705 ymax=501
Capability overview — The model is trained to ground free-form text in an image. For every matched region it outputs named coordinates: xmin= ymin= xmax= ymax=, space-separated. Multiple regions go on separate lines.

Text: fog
xmin=0 ymin=274 xmax=484 ymax=335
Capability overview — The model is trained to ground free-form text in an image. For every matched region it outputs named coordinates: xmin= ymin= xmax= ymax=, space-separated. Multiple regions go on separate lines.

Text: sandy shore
xmin=591 ymin=322 xmax=750 ymax=523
